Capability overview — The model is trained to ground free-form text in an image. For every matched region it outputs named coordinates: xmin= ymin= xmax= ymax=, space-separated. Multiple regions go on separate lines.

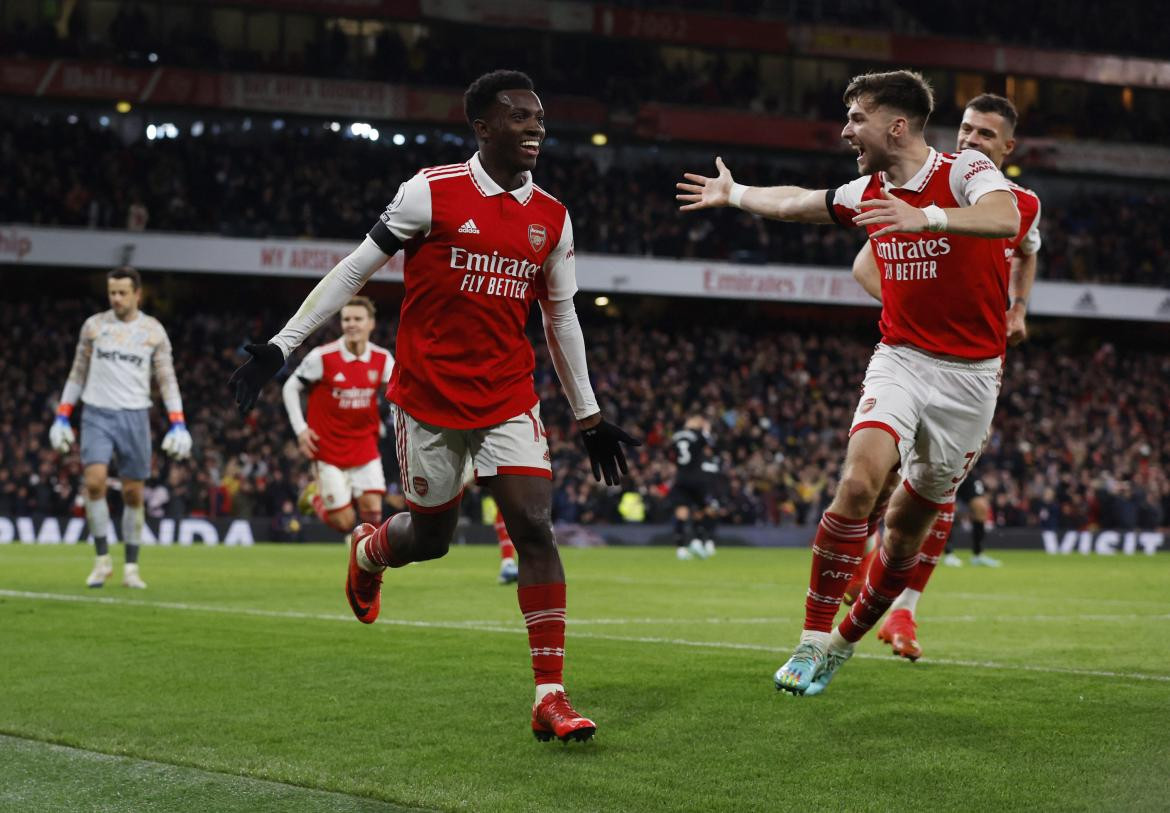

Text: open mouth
xmin=854 ymin=144 xmax=866 ymax=164
xmin=520 ymin=139 xmax=540 ymax=157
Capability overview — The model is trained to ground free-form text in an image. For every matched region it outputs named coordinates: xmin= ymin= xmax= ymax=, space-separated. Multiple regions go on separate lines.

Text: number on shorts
xmin=952 ymin=451 xmax=977 ymax=484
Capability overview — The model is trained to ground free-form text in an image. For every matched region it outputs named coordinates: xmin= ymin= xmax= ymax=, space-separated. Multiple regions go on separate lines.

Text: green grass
xmin=1 ymin=543 xmax=1168 ymax=812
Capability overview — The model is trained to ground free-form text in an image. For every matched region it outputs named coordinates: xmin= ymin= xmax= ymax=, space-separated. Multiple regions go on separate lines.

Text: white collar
xmin=881 ymin=147 xmax=939 ymax=194
xmin=338 ymin=341 xmax=371 ymax=363
xmin=468 ymin=152 xmax=534 ymax=204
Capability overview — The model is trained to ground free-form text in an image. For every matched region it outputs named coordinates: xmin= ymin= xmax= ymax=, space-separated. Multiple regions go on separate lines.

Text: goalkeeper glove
xmin=580 ymin=419 xmax=642 ymax=486
xmin=229 ymin=342 xmax=285 ymax=414
xmin=48 ymin=404 xmax=75 ymax=454
xmin=161 ymin=413 xmax=192 ymax=459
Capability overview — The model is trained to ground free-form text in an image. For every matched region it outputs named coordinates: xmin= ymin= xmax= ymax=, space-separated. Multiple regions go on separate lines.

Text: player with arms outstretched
xmin=231 ymin=70 xmax=640 ymax=740
xmin=847 ymin=93 xmax=1041 ymax=660
xmin=282 ymin=296 xmax=393 ymax=537
xmin=49 ymin=267 xmax=191 ymax=589
xmin=678 ymin=70 xmax=1020 ymax=695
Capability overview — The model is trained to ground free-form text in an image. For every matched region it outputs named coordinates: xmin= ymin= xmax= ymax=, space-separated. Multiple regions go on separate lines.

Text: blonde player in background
xmin=282 ymin=296 xmax=393 ymax=537
xmin=50 ymin=267 xmax=191 ymax=589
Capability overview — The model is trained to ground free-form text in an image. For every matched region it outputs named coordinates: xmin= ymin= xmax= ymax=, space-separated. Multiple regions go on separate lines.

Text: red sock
xmin=838 ymin=547 xmax=919 ymax=642
xmin=908 ymin=504 xmax=954 ymax=592
xmin=311 ymin=493 xmax=330 ymax=523
xmin=804 ymin=511 xmax=869 ymax=632
xmin=494 ymin=512 xmax=516 ymax=560
xmin=844 ymin=542 xmax=878 ymax=603
xmin=362 ymin=513 xmax=411 ymax=569
xmin=518 ymin=583 xmax=566 ymax=686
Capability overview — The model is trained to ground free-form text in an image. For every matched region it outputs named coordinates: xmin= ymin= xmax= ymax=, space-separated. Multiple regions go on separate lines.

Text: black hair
xmin=966 ymin=93 xmax=1019 ymax=134
xmin=108 ymin=265 xmax=141 ymax=290
xmin=843 ymin=69 xmax=934 ymax=131
xmin=464 ymin=70 xmax=535 ymax=129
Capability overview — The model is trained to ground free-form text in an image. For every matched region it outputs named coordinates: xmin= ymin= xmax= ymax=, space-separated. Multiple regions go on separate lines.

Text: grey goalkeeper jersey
xmin=62 ymin=310 xmax=183 ymax=413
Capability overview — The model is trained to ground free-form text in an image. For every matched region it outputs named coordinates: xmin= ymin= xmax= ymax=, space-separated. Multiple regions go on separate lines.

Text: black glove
xmin=580 ymin=420 xmax=642 ymax=486
xmin=228 ymin=342 xmax=285 ymax=414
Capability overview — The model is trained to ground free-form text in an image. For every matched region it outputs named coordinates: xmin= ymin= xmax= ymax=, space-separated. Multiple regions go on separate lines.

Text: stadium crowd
xmin=2 ymin=2 xmax=1167 ymax=142
xmin=4 ymin=115 xmax=1170 ymax=286
xmin=1 ymin=290 xmax=1166 ymax=533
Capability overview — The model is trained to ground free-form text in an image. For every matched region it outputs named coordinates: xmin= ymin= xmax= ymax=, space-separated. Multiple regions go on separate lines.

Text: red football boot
xmin=877 ymin=608 xmax=922 ymax=661
xmin=532 ymin=691 xmax=596 ymax=743
xmin=345 ymin=523 xmax=383 ymax=624
xmin=843 ymin=546 xmax=877 ymax=606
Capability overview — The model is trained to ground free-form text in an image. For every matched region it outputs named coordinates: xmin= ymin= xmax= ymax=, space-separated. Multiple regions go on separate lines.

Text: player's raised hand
xmin=677 ymin=156 xmax=735 ymax=211
xmin=229 ymin=342 xmax=285 ymax=414
xmin=580 ymin=419 xmax=642 ymax=486
xmin=297 ymin=427 xmax=320 ymax=458
xmin=853 ymin=188 xmax=931 ymax=238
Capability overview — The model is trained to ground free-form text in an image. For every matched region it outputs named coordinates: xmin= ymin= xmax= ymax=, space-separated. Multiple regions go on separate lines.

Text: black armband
xmin=368 ymin=221 xmax=404 ymax=256
xmin=825 ymin=189 xmax=845 ymax=227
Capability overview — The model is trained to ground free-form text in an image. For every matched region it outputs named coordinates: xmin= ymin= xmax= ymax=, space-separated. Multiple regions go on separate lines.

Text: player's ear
xmin=1002 ymin=136 xmax=1016 ymax=159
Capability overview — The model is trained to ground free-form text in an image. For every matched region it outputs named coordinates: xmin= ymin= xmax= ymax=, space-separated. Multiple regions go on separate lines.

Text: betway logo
xmin=450 ymin=247 xmax=540 ymax=280
xmin=96 ymin=348 xmax=146 ymax=367
xmin=873 ymin=237 xmax=952 ymax=261
xmin=1042 ymin=530 xmax=1163 ymax=556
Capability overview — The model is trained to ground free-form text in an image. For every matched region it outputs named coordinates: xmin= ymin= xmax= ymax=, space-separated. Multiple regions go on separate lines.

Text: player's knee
xmin=504 ymin=502 xmax=554 ymax=550
xmin=835 ymin=472 xmax=881 ymax=516
xmin=331 ymin=507 xmax=357 ymax=531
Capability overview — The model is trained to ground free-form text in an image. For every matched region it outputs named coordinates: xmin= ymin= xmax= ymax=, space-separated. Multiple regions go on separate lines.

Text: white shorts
xmin=393 ymin=403 xmax=552 ymax=512
xmin=850 ymin=343 xmax=1001 ymax=508
xmin=315 ymin=457 xmax=386 ymax=512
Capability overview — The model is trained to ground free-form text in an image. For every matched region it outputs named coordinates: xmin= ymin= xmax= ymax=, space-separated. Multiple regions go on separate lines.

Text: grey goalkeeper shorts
xmin=80 ymin=405 xmax=152 ymax=480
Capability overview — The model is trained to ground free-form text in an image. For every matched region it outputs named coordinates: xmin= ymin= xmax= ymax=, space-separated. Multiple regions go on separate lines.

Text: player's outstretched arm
xmin=538 ymin=298 xmax=641 ymax=486
xmin=854 ymin=188 xmax=1019 ymax=239
xmin=229 ymin=235 xmax=399 ymax=414
xmin=676 ymin=157 xmax=833 ymax=223
xmin=851 ymin=243 xmax=883 ymax=302
xmin=1006 ymin=251 xmax=1037 ymax=346
xmin=152 ymin=323 xmax=192 ymax=459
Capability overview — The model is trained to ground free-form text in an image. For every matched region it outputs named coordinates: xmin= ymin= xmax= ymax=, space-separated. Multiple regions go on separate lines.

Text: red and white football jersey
xmin=293 ymin=340 xmax=394 ymax=468
xmin=830 ymin=148 xmax=1014 ymax=360
xmin=369 ymin=152 xmax=577 ymax=429
xmin=1007 ymin=181 xmax=1042 ymax=258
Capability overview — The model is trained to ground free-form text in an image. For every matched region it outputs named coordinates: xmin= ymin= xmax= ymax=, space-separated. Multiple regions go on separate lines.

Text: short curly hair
xmin=464 ymin=70 xmax=535 ymax=129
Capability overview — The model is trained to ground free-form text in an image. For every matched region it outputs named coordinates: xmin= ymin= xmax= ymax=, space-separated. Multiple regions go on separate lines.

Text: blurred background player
xmin=849 ymin=92 xmax=1038 ymax=660
xmin=679 ymin=69 xmax=1020 ymax=695
xmin=49 ymin=266 xmax=191 ymax=589
xmin=952 ymin=467 xmax=999 ymax=567
xmin=230 ymin=70 xmax=640 ymax=742
xmin=495 ymin=508 xmax=519 ymax=584
xmin=670 ymin=416 xmax=719 ymax=559
xmin=282 ymin=296 xmax=393 ymax=539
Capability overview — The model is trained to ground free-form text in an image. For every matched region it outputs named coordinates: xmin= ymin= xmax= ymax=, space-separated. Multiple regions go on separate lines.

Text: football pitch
xmin=1 ymin=543 xmax=1167 ymax=812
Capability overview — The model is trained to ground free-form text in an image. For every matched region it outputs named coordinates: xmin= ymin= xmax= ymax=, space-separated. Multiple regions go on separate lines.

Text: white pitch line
xmin=4 ymin=589 xmax=1169 ymax=684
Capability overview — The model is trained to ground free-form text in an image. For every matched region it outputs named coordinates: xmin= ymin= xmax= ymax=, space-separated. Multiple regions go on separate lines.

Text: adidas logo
xmin=1157 ymin=296 xmax=1170 ymax=316
xmin=457 ymin=218 xmax=479 ymax=234
xmin=333 ymin=372 xmax=346 ymax=382
xmin=1074 ymin=291 xmax=1098 ymax=313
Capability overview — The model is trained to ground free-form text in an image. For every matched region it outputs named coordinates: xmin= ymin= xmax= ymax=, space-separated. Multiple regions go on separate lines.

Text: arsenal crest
xmin=528 ymin=224 xmax=547 ymax=252
xmin=859 ymin=396 xmax=877 ymax=414
xmin=413 ymin=476 xmax=429 ymax=496
xmin=367 ymin=369 xmax=378 ymax=383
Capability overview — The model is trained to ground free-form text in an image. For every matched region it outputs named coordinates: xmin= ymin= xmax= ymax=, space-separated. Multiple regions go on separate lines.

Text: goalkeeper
xmin=49 ymin=267 xmax=191 ymax=589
